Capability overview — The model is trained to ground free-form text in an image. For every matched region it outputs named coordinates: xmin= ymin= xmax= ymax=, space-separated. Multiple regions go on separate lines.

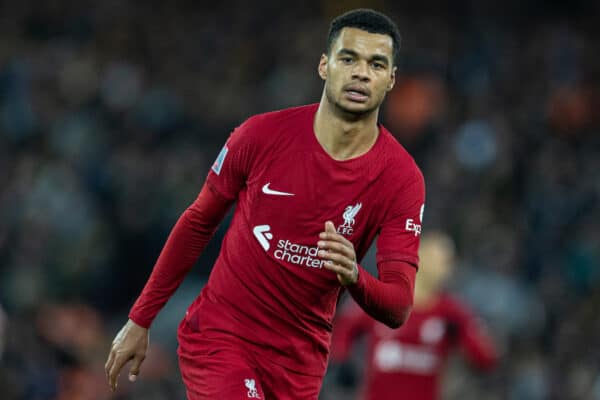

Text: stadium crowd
xmin=1 ymin=1 xmax=599 ymax=399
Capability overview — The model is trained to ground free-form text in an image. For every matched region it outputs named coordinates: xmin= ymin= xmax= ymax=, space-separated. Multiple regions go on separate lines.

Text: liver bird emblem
xmin=342 ymin=203 xmax=362 ymax=227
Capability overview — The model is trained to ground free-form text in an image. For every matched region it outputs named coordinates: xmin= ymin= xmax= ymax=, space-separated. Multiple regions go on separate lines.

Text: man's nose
xmin=351 ymin=61 xmax=370 ymax=81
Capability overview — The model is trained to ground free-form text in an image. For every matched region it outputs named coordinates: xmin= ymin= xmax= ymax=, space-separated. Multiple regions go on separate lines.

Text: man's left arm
xmin=319 ymin=166 xmax=425 ymax=328
xmin=318 ymin=227 xmax=415 ymax=328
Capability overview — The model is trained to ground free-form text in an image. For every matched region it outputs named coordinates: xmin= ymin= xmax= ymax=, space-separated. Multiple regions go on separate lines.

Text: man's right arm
xmin=105 ymin=116 xmax=260 ymax=391
xmin=130 ymin=115 xmax=261 ymax=326
xmin=105 ymin=183 xmax=232 ymax=390
xmin=128 ymin=183 xmax=233 ymax=327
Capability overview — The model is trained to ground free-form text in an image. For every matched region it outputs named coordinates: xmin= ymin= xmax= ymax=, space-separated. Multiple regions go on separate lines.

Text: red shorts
xmin=177 ymin=319 xmax=323 ymax=400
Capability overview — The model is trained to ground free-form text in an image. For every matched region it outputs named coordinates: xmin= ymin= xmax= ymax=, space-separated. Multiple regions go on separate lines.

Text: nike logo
xmin=262 ymin=183 xmax=294 ymax=196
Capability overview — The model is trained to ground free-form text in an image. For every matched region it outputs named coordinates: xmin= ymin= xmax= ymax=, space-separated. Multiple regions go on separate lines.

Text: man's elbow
xmin=382 ymin=306 xmax=412 ymax=329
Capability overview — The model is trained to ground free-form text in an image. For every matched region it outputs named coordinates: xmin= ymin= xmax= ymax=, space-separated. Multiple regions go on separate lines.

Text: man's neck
xmin=313 ymin=95 xmax=380 ymax=161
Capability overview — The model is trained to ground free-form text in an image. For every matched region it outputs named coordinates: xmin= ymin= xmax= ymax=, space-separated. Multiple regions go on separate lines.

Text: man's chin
xmin=335 ymin=100 xmax=375 ymax=117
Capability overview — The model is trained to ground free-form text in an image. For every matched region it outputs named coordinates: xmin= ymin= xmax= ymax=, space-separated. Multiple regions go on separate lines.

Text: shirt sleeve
xmin=376 ymin=165 xmax=426 ymax=267
xmin=129 ymin=117 xmax=261 ymax=328
xmin=205 ymin=117 xmax=259 ymax=201
xmin=346 ymin=260 xmax=416 ymax=328
xmin=128 ymin=183 xmax=233 ymax=328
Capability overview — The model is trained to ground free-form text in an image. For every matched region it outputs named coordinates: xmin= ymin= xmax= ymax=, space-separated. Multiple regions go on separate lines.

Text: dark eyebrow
xmin=337 ymin=48 xmax=390 ymax=66
xmin=338 ymin=48 xmax=359 ymax=57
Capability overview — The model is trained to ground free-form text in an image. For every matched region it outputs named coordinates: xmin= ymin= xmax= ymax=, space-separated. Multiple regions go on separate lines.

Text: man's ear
xmin=387 ymin=66 xmax=397 ymax=91
xmin=318 ymin=54 xmax=328 ymax=81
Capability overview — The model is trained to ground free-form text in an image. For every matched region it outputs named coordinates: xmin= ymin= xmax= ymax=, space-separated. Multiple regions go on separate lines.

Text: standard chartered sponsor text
xmin=274 ymin=239 xmax=326 ymax=268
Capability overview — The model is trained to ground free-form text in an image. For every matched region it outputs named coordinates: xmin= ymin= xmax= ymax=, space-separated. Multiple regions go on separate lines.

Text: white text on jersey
xmin=252 ymin=225 xmax=326 ymax=269
xmin=405 ymin=218 xmax=422 ymax=236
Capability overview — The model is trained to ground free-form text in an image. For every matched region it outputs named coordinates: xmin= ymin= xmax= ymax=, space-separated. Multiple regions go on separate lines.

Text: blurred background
xmin=1 ymin=0 xmax=599 ymax=399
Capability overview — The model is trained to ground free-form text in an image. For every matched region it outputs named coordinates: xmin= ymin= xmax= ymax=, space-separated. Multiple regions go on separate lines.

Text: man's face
xmin=319 ymin=27 xmax=396 ymax=116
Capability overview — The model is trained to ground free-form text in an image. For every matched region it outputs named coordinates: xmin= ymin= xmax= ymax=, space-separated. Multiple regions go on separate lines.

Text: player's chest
xmin=244 ymin=151 xmax=384 ymax=239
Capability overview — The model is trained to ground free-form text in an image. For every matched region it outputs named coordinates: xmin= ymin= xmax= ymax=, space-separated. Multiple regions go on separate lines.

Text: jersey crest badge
xmin=338 ymin=203 xmax=362 ymax=236
xmin=244 ymin=378 xmax=261 ymax=398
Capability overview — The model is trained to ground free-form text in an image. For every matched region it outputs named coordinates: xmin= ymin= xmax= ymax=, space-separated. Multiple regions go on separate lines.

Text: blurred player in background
xmin=105 ymin=8 xmax=425 ymax=400
xmin=331 ymin=231 xmax=498 ymax=400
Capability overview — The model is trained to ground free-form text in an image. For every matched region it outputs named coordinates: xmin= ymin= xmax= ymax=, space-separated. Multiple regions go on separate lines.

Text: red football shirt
xmin=331 ymin=295 xmax=498 ymax=400
xmin=135 ymin=103 xmax=425 ymax=377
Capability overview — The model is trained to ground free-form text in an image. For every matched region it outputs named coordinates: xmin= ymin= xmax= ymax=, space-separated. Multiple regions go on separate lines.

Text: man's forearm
xmin=129 ymin=183 xmax=231 ymax=328
xmin=346 ymin=261 xmax=416 ymax=328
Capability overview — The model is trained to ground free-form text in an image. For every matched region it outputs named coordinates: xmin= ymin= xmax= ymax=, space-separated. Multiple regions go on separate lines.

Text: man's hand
xmin=104 ymin=319 xmax=149 ymax=391
xmin=318 ymin=221 xmax=359 ymax=286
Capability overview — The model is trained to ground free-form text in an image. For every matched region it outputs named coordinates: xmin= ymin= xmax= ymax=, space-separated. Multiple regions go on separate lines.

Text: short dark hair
xmin=326 ymin=9 xmax=402 ymax=66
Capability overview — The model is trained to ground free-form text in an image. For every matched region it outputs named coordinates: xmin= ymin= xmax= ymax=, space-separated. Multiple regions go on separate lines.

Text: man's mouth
xmin=344 ymin=86 xmax=370 ymax=103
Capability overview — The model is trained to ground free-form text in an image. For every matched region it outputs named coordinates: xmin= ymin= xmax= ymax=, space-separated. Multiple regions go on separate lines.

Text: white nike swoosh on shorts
xmin=262 ymin=183 xmax=294 ymax=196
